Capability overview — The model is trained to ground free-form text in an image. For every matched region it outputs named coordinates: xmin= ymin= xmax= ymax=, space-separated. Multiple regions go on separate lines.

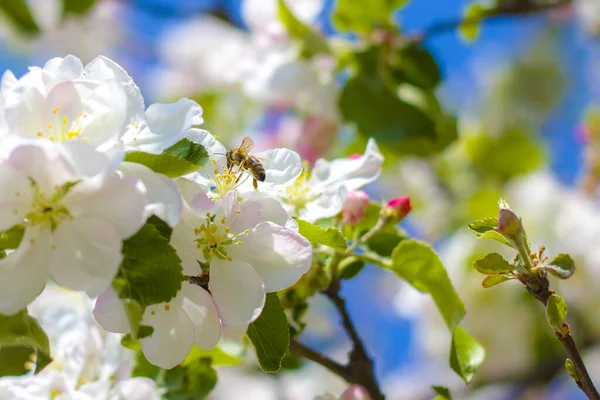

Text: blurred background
xmin=1 ymin=0 xmax=600 ymax=399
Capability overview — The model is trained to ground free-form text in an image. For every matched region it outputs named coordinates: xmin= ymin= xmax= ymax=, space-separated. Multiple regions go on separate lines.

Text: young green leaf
xmin=164 ymin=358 xmax=218 ymax=399
xmin=63 ymin=0 xmax=95 ymax=16
xmin=546 ymin=294 xmax=568 ymax=335
xmin=391 ymin=44 xmax=441 ymax=90
xmin=278 ymin=0 xmax=329 ymax=57
xmin=481 ymin=274 xmax=513 ymax=288
xmin=0 ymin=225 xmax=24 ymax=249
xmin=339 ymin=257 xmax=366 ymax=280
xmin=449 ymin=326 xmax=485 ymax=383
xmin=116 ymin=223 xmax=184 ymax=307
xmin=247 ymin=293 xmax=290 ymax=373
xmin=545 ymin=254 xmax=575 ymax=279
xmin=565 ymin=358 xmax=579 ymax=383
xmin=472 ymin=253 xmax=513 ymax=275
xmin=468 ymin=217 xmax=512 ymax=247
xmin=432 ymin=385 xmax=452 ymax=400
xmin=390 ymin=239 xmax=465 ymax=330
xmin=183 ymin=345 xmax=244 ymax=367
xmin=296 ymin=219 xmax=347 ymax=251
xmin=332 ymin=0 xmax=408 ymax=32
xmin=459 ymin=2 xmax=487 ymax=42
xmin=0 ymin=310 xmax=52 ymax=376
xmin=124 ymin=139 xmax=208 ymax=179
xmin=0 ymin=1 xmax=40 ymax=35
xmin=365 ymin=227 xmax=406 ymax=257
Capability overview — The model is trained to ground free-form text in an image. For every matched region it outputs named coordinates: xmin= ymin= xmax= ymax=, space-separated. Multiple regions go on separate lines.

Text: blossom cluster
xmin=0 ymin=55 xmax=384 ymax=371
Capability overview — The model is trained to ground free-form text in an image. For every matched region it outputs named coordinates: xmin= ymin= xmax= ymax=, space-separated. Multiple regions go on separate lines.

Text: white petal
xmin=170 ymin=222 xmax=204 ymax=276
xmin=301 ymin=184 xmax=346 ymax=221
xmin=43 ymin=55 xmax=84 ymax=81
xmin=0 ymin=228 xmax=51 ymax=315
xmin=123 ymin=98 xmax=203 ymax=154
xmin=140 ymin=302 xmax=194 ymax=369
xmin=49 ymin=217 xmax=123 ymax=298
xmin=255 ymin=148 xmax=302 ymax=188
xmin=119 ymin=162 xmax=182 ymax=227
xmin=3 ymin=69 xmax=48 ymax=136
xmin=180 ymin=282 xmax=222 ymax=350
xmin=63 ymin=175 xmax=146 ymax=239
xmin=57 ymin=141 xmax=115 ymax=177
xmin=109 ymin=378 xmax=161 ymax=400
xmin=209 ymin=259 xmax=265 ymax=325
xmin=0 ymin=164 xmax=34 ymax=231
xmin=216 ymin=190 xmax=260 ymax=233
xmin=228 ymin=222 xmax=312 ymax=291
xmin=93 ymin=288 xmax=131 ymax=334
xmin=310 ymin=138 xmax=383 ymax=191
xmin=242 ymin=191 xmax=297 ymax=230
xmin=177 ymin=177 xmax=214 ymax=214
xmin=186 ymin=128 xmax=226 ymax=158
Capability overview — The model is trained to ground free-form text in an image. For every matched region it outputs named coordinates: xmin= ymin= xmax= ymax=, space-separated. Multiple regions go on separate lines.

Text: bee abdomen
xmin=249 ymin=157 xmax=266 ymax=181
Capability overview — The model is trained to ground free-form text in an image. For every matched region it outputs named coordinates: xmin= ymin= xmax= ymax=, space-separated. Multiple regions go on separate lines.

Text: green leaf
xmin=390 ymin=44 xmax=441 ymax=90
xmin=0 ymin=1 xmax=39 ymax=35
xmin=339 ymin=257 xmax=366 ymax=280
xmin=565 ymin=358 xmax=579 ymax=383
xmin=120 ymin=334 xmax=141 ymax=351
xmin=546 ymin=294 xmax=568 ymax=335
xmin=481 ymin=274 xmax=513 ymax=288
xmin=63 ymin=0 xmax=95 ymax=16
xmin=390 ymin=239 xmax=465 ymax=330
xmin=340 ymin=48 xmax=436 ymax=145
xmin=247 ymin=293 xmax=290 ymax=372
xmin=124 ymin=139 xmax=209 ymax=179
xmin=545 ymin=254 xmax=575 ymax=279
xmin=0 ymin=310 xmax=51 ymax=376
xmin=183 ymin=345 xmax=244 ymax=367
xmin=459 ymin=3 xmax=487 ymax=42
xmin=115 ymin=223 xmax=183 ymax=307
xmin=365 ymin=227 xmax=406 ymax=257
xmin=164 ymin=358 xmax=217 ymax=400
xmin=449 ymin=326 xmax=485 ymax=383
xmin=468 ymin=217 xmax=512 ymax=247
xmin=0 ymin=225 xmax=24 ymax=249
xmin=296 ymin=219 xmax=347 ymax=251
xmin=472 ymin=253 xmax=513 ymax=275
xmin=332 ymin=0 xmax=408 ymax=32
xmin=278 ymin=0 xmax=329 ymax=57
xmin=147 ymin=215 xmax=173 ymax=240
xmin=432 ymin=385 xmax=452 ymax=400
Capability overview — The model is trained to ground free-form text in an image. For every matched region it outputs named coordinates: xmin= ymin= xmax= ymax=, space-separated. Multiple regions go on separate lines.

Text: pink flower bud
xmin=383 ymin=196 xmax=411 ymax=222
xmin=342 ymin=190 xmax=370 ymax=225
xmin=339 ymin=385 xmax=371 ymax=400
xmin=348 ymin=153 xmax=362 ymax=160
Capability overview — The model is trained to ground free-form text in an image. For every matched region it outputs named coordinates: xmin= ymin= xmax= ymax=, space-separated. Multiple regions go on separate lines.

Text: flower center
xmin=36 ymin=107 xmax=87 ymax=142
xmin=283 ymin=170 xmax=315 ymax=214
xmin=25 ymin=179 xmax=78 ymax=231
xmin=205 ymin=158 xmax=251 ymax=200
xmin=193 ymin=212 xmax=246 ymax=261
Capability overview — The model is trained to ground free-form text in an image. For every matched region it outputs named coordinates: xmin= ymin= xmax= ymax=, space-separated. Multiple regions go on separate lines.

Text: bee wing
xmin=238 ymin=136 xmax=255 ymax=153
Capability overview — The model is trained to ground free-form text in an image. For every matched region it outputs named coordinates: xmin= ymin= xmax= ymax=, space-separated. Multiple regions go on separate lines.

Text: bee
xmin=226 ymin=136 xmax=266 ymax=190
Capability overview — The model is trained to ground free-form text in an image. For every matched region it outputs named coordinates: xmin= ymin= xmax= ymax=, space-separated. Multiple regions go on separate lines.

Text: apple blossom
xmin=341 ymin=190 xmax=370 ymax=225
xmin=0 ymin=142 xmax=145 ymax=316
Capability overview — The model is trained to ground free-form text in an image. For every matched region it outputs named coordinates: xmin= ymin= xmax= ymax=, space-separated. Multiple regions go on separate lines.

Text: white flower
xmin=280 ymin=138 xmax=383 ymax=221
xmin=0 ymin=55 xmax=144 ymax=155
xmin=0 ymin=142 xmax=145 ymax=316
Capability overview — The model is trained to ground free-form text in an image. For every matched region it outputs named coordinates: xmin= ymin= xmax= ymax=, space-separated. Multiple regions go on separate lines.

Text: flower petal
xmin=217 ymin=190 xmax=260 ymax=233
xmin=242 ymin=191 xmax=297 ymax=230
xmin=170 ymin=222 xmax=204 ymax=275
xmin=0 ymin=227 xmax=51 ymax=316
xmin=254 ymin=148 xmax=302 ymax=188
xmin=311 ymin=138 xmax=383 ymax=191
xmin=63 ymin=175 xmax=146 ymax=239
xmin=110 ymin=378 xmax=161 ymax=400
xmin=209 ymin=259 xmax=265 ymax=325
xmin=49 ymin=217 xmax=123 ymax=298
xmin=43 ymin=55 xmax=84 ymax=81
xmin=119 ymin=162 xmax=183 ymax=227
xmin=180 ymin=282 xmax=222 ymax=350
xmin=57 ymin=141 xmax=115 ymax=177
xmin=140 ymin=302 xmax=194 ymax=369
xmin=93 ymin=288 xmax=131 ymax=334
xmin=228 ymin=222 xmax=312 ymax=292
xmin=301 ymin=184 xmax=346 ymax=221
xmin=123 ymin=98 xmax=203 ymax=154
xmin=0 ymin=163 xmax=34 ymax=231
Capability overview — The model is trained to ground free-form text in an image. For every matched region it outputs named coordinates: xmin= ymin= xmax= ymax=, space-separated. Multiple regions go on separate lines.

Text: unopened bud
xmin=339 ymin=385 xmax=371 ymax=400
xmin=382 ymin=196 xmax=411 ymax=223
xmin=342 ymin=190 xmax=370 ymax=225
xmin=348 ymin=153 xmax=362 ymax=160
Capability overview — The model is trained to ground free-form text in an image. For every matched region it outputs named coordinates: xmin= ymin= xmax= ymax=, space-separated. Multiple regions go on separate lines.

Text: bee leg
xmin=253 ymin=178 xmax=258 ymax=190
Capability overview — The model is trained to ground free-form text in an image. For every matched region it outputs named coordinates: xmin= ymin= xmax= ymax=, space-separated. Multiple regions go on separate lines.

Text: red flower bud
xmin=383 ymin=196 xmax=411 ymax=222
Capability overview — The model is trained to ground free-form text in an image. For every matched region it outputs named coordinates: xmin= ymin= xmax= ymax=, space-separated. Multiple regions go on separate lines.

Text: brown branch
xmin=409 ymin=0 xmax=573 ymax=43
xmin=289 ymin=339 xmax=349 ymax=378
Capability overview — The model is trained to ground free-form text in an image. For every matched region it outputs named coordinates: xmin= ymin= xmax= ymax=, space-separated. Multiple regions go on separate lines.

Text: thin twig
xmin=345 ymin=217 xmax=386 ymax=255
xmin=289 ymin=339 xmax=349 ymax=378
xmin=408 ymin=0 xmax=573 ymax=43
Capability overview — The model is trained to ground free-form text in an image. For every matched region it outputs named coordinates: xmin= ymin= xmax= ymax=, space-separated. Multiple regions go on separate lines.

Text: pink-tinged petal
xmin=311 ymin=138 xmax=383 ymax=191
xmin=254 ymin=148 xmax=302 ymax=188
xmin=63 ymin=176 xmax=146 ymax=239
xmin=110 ymin=378 xmax=161 ymax=400
xmin=209 ymin=259 xmax=265 ymax=325
xmin=170 ymin=222 xmax=204 ymax=275
xmin=120 ymin=162 xmax=182 ymax=227
xmin=180 ymin=282 xmax=222 ymax=350
xmin=217 ymin=191 xmax=261 ymax=233
xmin=140 ymin=303 xmax=194 ymax=369
xmin=301 ymin=185 xmax=346 ymax=222
xmin=93 ymin=288 xmax=131 ymax=334
xmin=0 ymin=164 xmax=34 ymax=231
xmin=0 ymin=228 xmax=51 ymax=316
xmin=43 ymin=55 xmax=84 ymax=81
xmin=228 ymin=222 xmax=312 ymax=292
xmin=239 ymin=191 xmax=297 ymax=230
xmin=123 ymin=98 xmax=203 ymax=153
xmin=177 ymin=178 xmax=214 ymax=214
xmin=49 ymin=217 xmax=123 ymax=298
